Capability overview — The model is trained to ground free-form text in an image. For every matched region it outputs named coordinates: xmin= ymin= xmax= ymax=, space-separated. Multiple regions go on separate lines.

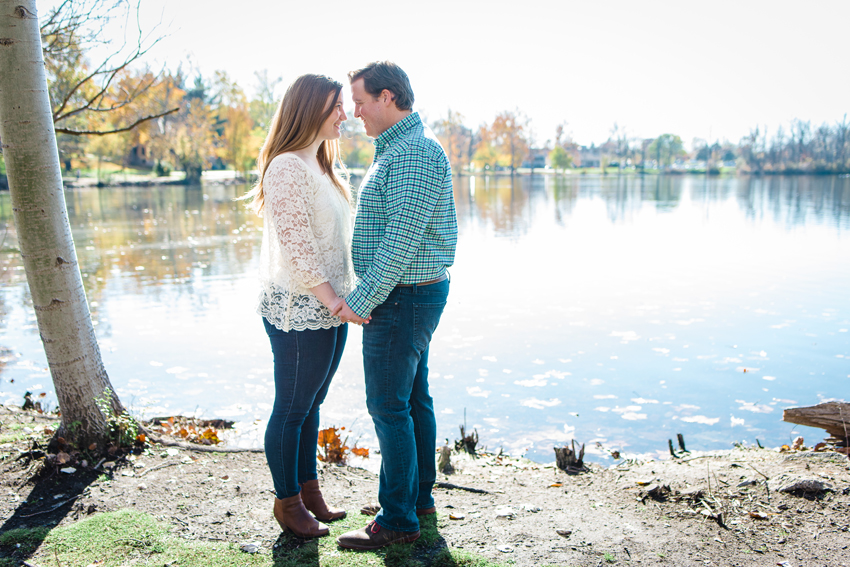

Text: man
xmin=334 ymin=61 xmax=457 ymax=550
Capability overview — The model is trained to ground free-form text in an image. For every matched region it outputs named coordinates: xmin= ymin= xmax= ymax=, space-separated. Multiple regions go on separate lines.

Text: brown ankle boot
xmin=273 ymin=493 xmax=329 ymax=538
xmin=299 ymin=479 xmax=346 ymax=521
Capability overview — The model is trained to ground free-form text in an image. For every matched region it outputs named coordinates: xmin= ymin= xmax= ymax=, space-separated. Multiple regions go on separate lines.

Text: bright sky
xmin=51 ymin=0 xmax=850 ymax=149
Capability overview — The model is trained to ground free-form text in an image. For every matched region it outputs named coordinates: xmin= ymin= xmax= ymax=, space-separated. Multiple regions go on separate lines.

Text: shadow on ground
xmin=0 ymin=450 xmax=101 ymax=564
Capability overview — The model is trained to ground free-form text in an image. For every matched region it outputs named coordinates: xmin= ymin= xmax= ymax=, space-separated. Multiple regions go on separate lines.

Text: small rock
xmin=643 ymin=484 xmax=671 ymax=501
xmin=167 ymin=448 xmax=179 ymax=456
xmin=496 ymin=545 xmax=513 ymax=553
xmin=556 ymin=529 xmax=572 ymax=538
xmin=778 ymin=479 xmax=829 ymax=494
xmin=60 ymin=467 xmax=76 ymax=474
xmin=678 ymin=487 xmax=703 ymax=499
xmin=737 ymin=479 xmax=758 ymax=487
xmin=137 ymin=483 xmax=147 ymax=491
xmin=240 ymin=542 xmax=261 ymax=554
xmin=523 ymin=503 xmax=541 ymax=513
xmin=494 ymin=505 xmax=515 ymax=519
xmin=121 ymin=470 xmax=135 ymax=477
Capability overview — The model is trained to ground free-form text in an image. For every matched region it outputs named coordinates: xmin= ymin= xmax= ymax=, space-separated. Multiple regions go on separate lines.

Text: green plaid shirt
xmin=346 ymin=112 xmax=457 ymax=317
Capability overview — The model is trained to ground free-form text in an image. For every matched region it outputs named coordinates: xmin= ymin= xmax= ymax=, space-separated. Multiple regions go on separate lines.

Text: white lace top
xmin=256 ymin=153 xmax=354 ymax=332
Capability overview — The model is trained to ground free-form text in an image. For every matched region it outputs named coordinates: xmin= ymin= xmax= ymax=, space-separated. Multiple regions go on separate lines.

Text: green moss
xmin=0 ymin=526 xmax=51 ymax=554
xmin=8 ymin=508 xmax=506 ymax=567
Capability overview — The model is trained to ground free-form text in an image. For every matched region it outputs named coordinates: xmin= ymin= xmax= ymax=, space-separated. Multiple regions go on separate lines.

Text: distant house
xmin=522 ymin=148 xmax=549 ymax=170
xmin=578 ymin=145 xmax=601 ymax=168
xmin=126 ymin=144 xmax=154 ymax=169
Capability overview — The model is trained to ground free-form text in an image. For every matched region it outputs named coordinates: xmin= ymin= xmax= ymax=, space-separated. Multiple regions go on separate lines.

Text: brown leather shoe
xmin=336 ymin=520 xmax=420 ymax=550
xmin=299 ymin=479 xmax=346 ymax=521
xmin=273 ymin=494 xmax=329 ymax=538
xmin=416 ymin=506 xmax=436 ymax=516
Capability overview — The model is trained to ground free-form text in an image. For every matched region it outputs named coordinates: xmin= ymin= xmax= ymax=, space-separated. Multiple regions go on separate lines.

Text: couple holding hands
xmin=245 ymin=61 xmax=457 ymax=550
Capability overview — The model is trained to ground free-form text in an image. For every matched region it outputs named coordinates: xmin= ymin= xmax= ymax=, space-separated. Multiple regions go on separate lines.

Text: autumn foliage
xmin=148 ymin=416 xmax=224 ymax=445
xmin=317 ymin=426 xmax=369 ymax=464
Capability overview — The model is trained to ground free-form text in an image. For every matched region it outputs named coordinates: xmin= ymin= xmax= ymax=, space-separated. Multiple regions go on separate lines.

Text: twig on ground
xmin=138 ymin=461 xmax=178 ymax=477
xmin=435 ymin=481 xmax=490 ymax=494
xmin=143 ymin=431 xmax=263 ymax=453
xmin=20 ymin=489 xmax=89 ymax=518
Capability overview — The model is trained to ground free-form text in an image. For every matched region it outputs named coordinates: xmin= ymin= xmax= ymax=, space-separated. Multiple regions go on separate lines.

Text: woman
xmin=245 ymin=74 xmax=359 ymax=538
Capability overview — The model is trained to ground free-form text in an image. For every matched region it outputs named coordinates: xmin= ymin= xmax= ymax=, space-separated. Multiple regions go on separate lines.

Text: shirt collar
xmin=374 ymin=112 xmax=420 ymax=156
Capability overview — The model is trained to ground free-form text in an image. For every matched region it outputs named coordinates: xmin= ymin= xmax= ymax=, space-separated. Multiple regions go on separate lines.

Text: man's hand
xmin=331 ymin=299 xmax=370 ymax=325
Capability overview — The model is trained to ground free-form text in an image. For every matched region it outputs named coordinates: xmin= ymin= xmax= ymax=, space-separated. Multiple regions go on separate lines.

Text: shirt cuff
xmin=345 ymin=285 xmax=377 ymax=319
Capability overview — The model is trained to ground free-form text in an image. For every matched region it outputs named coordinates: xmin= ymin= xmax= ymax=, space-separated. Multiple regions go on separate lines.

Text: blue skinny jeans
xmin=262 ymin=318 xmax=347 ymax=499
xmin=364 ymin=278 xmax=449 ymax=533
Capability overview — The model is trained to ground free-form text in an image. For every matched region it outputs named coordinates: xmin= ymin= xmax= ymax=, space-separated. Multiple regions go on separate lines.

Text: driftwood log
xmin=783 ymin=402 xmax=850 ymax=442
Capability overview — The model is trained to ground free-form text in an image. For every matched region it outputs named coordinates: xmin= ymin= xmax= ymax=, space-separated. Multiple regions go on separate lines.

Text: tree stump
xmin=437 ymin=444 xmax=454 ymax=474
xmin=783 ymin=402 xmax=850 ymax=443
xmin=554 ymin=439 xmax=586 ymax=473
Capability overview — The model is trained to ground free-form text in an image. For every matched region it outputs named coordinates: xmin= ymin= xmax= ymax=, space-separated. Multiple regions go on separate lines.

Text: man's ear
xmin=380 ymin=89 xmax=395 ymax=107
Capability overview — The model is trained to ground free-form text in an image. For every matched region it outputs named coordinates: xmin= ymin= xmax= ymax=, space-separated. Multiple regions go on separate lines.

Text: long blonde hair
xmin=245 ymin=74 xmax=349 ymax=213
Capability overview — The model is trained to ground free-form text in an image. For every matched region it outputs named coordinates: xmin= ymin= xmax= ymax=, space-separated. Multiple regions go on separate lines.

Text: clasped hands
xmin=328 ymin=296 xmax=370 ymax=326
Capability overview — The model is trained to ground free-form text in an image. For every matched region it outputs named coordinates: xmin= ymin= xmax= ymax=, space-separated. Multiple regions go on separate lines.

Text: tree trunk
xmin=0 ymin=0 xmax=123 ymax=450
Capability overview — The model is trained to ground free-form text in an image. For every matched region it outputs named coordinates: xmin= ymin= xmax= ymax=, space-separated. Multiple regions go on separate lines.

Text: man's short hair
xmin=348 ymin=61 xmax=414 ymax=111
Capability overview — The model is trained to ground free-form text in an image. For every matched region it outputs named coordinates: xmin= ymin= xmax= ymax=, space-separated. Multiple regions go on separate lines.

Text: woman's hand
xmin=331 ymin=299 xmax=370 ymax=325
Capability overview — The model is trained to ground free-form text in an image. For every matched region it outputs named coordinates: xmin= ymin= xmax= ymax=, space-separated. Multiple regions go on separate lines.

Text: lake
xmin=1 ymin=173 xmax=849 ymax=464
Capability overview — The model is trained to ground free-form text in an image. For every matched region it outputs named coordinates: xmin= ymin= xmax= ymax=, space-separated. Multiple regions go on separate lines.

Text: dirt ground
xmin=1 ymin=404 xmax=849 ymax=566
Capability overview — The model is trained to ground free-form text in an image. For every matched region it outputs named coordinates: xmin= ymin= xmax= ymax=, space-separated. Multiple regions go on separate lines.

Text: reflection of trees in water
xmin=735 ymin=175 xmax=850 ymax=229
xmin=459 ymin=173 xmax=849 ymax=231
xmin=58 ymin=184 xmax=264 ymax=331
xmin=551 ymin=175 xmax=578 ymax=226
xmin=455 ymin=175 xmax=533 ymax=237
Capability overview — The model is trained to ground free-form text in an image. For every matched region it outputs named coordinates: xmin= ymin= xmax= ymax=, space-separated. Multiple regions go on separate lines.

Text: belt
xmin=395 ymin=274 xmax=448 ymax=288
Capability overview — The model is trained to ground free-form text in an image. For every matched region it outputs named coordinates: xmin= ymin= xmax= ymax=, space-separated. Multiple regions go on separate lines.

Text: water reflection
xmin=1 ymin=174 xmax=849 ymax=463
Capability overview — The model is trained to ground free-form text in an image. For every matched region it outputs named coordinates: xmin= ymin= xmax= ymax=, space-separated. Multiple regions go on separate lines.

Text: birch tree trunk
xmin=0 ymin=0 xmax=124 ymax=450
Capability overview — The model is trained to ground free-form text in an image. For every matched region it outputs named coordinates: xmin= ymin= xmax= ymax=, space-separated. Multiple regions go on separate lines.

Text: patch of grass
xmin=21 ymin=509 xmax=272 ymax=567
xmin=604 ymin=551 xmax=616 ymax=562
xmin=12 ymin=509 xmax=506 ymax=567
xmin=430 ymin=548 xmax=506 ymax=566
xmin=0 ymin=526 xmax=51 ymax=554
xmin=0 ymin=432 xmax=30 ymax=443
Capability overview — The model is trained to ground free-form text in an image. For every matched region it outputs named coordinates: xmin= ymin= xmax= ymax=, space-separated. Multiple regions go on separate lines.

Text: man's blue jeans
xmin=263 ymin=318 xmax=347 ymax=499
xmin=363 ymin=278 xmax=449 ymax=533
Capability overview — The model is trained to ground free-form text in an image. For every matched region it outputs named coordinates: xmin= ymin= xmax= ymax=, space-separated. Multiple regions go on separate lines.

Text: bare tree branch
xmin=55 ymin=107 xmax=179 ymax=136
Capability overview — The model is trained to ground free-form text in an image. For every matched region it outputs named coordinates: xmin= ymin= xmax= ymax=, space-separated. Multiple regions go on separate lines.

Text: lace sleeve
xmin=264 ymin=156 xmax=328 ymax=289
